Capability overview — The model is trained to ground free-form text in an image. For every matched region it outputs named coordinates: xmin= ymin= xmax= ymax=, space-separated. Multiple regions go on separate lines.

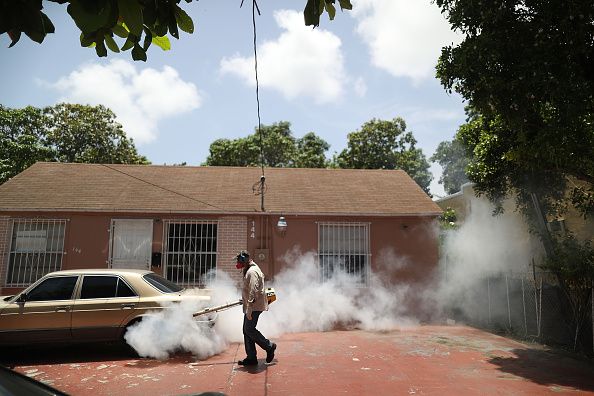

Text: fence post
xmin=537 ymin=277 xmax=543 ymax=338
xmin=487 ymin=277 xmax=492 ymax=325
xmin=506 ymin=274 xmax=511 ymax=329
xmin=522 ymin=278 xmax=527 ymax=336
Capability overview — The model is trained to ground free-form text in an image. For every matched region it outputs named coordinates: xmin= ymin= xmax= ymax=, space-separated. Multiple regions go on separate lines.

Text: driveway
xmin=3 ymin=325 xmax=593 ymax=395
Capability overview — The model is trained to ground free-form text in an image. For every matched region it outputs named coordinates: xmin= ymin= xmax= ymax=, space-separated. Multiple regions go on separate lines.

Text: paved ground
xmin=2 ymin=325 xmax=594 ymax=395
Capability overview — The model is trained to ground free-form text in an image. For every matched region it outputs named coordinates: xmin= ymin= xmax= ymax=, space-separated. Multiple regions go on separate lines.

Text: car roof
xmin=45 ymin=269 xmax=152 ymax=276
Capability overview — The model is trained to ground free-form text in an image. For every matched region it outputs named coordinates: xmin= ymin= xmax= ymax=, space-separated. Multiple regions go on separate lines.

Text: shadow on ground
xmin=489 ymin=348 xmax=594 ymax=392
xmin=0 ymin=342 xmax=136 ymax=367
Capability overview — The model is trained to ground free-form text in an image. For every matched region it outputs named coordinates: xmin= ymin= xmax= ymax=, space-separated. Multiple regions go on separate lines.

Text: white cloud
xmin=220 ymin=9 xmax=348 ymax=104
xmin=51 ymin=59 xmax=202 ymax=143
xmin=352 ymin=0 xmax=463 ymax=83
xmin=354 ymin=77 xmax=367 ymax=97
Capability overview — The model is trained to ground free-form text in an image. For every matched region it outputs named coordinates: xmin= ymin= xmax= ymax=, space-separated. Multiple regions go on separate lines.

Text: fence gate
xmin=109 ymin=219 xmax=153 ymax=270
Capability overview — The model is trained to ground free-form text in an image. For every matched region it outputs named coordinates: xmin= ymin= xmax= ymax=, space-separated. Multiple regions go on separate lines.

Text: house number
xmin=250 ymin=221 xmax=256 ymax=239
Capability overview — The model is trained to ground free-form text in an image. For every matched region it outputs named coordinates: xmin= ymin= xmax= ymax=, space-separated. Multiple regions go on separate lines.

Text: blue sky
xmin=0 ymin=0 xmax=466 ymax=198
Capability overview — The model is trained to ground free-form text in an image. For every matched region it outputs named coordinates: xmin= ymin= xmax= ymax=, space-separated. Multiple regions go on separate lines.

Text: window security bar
xmin=6 ymin=219 xmax=67 ymax=287
xmin=162 ymin=220 xmax=218 ymax=287
xmin=318 ymin=222 xmax=370 ymax=286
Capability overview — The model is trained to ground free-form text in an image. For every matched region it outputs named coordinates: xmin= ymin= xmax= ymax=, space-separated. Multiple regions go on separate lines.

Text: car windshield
xmin=143 ymin=273 xmax=183 ymax=293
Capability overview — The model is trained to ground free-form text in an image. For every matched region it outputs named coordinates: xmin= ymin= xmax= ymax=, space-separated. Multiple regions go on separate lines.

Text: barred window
xmin=6 ymin=219 xmax=67 ymax=287
xmin=162 ymin=220 xmax=218 ymax=287
xmin=318 ymin=222 xmax=370 ymax=285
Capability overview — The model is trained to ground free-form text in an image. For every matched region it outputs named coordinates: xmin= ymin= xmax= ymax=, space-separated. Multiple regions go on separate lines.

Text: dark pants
xmin=243 ymin=311 xmax=272 ymax=360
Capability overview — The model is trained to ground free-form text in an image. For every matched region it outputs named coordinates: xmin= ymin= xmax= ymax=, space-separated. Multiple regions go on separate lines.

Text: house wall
xmin=0 ymin=212 xmax=440 ymax=295
xmin=248 ymin=214 xmax=439 ymax=285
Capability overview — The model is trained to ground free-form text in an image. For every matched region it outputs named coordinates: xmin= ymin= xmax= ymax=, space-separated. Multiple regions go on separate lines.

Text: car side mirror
xmin=16 ymin=293 xmax=27 ymax=303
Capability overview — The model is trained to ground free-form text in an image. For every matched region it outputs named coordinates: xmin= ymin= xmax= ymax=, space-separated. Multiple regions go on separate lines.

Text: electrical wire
xmin=100 ymin=164 xmax=229 ymax=212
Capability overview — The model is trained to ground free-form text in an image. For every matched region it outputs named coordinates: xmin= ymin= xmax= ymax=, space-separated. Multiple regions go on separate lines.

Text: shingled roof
xmin=0 ymin=162 xmax=441 ymax=216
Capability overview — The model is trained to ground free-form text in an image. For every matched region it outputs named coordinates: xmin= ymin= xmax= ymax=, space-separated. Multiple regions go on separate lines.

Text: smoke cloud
xmin=126 ymin=248 xmax=420 ymax=359
xmin=436 ymin=197 xmax=545 ymax=319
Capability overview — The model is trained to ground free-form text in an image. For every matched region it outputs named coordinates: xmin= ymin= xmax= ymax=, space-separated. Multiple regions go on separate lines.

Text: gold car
xmin=0 ymin=269 xmax=211 ymax=345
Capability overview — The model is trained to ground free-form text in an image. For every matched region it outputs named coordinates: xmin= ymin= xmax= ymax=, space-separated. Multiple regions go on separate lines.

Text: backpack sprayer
xmin=192 ymin=288 xmax=277 ymax=318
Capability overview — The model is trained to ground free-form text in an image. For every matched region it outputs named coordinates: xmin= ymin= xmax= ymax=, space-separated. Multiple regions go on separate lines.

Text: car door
xmin=0 ymin=275 xmax=78 ymax=344
xmin=71 ymin=275 xmax=139 ymax=341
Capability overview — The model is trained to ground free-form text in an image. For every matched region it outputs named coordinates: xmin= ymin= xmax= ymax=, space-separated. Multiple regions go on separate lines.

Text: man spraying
xmin=235 ymin=250 xmax=277 ymax=366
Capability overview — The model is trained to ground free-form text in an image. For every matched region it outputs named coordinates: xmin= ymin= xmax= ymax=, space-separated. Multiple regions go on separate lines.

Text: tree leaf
xmin=304 ymin=0 xmax=320 ymax=27
xmin=104 ymin=34 xmax=120 ymax=52
xmin=95 ymin=38 xmax=107 ymax=57
xmin=40 ymin=12 xmax=56 ymax=35
xmin=67 ymin=0 xmax=111 ymax=35
xmin=338 ymin=0 xmax=352 ymax=10
xmin=173 ymin=5 xmax=194 ymax=33
xmin=112 ymin=23 xmax=128 ymax=38
xmin=24 ymin=30 xmax=45 ymax=44
xmin=131 ymin=43 xmax=147 ymax=61
xmin=121 ymin=35 xmax=136 ymax=51
xmin=142 ymin=28 xmax=152 ymax=50
xmin=168 ymin=9 xmax=179 ymax=39
xmin=117 ymin=0 xmax=143 ymax=37
xmin=8 ymin=31 xmax=22 ymax=48
xmin=324 ymin=2 xmax=336 ymax=20
xmin=152 ymin=35 xmax=171 ymax=51
xmin=79 ymin=32 xmax=95 ymax=47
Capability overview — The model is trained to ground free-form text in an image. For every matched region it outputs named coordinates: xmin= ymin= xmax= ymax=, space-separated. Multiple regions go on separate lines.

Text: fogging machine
xmin=192 ymin=288 xmax=277 ymax=318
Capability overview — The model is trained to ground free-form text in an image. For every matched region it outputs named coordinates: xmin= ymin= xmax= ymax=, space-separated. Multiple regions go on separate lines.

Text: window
xmin=163 ymin=220 xmax=218 ymax=287
xmin=117 ymin=279 xmax=136 ymax=297
xmin=26 ymin=276 xmax=78 ymax=302
xmin=143 ymin=273 xmax=183 ymax=293
xmin=80 ymin=276 xmax=137 ymax=299
xmin=6 ymin=219 xmax=67 ymax=287
xmin=318 ymin=222 xmax=370 ymax=285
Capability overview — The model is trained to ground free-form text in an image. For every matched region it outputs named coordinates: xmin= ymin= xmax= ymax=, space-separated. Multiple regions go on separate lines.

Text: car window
xmin=26 ymin=276 xmax=78 ymax=302
xmin=116 ymin=278 xmax=137 ymax=297
xmin=80 ymin=276 xmax=118 ymax=299
xmin=143 ymin=273 xmax=183 ymax=293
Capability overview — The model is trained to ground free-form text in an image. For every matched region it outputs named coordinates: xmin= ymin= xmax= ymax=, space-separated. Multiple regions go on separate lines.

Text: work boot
xmin=238 ymin=358 xmax=258 ymax=366
xmin=266 ymin=343 xmax=277 ymax=363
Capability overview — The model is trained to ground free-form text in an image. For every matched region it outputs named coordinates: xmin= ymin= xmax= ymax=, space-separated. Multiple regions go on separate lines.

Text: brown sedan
xmin=0 ymin=269 xmax=211 ymax=345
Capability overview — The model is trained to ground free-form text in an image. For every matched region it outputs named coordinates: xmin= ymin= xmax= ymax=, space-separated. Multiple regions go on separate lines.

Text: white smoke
xmin=126 ymin=247 xmax=422 ymax=359
xmin=436 ymin=197 xmax=545 ymax=319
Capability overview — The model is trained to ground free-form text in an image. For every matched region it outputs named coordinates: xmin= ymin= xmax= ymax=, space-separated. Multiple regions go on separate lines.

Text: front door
xmin=110 ymin=219 xmax=153 ymax=270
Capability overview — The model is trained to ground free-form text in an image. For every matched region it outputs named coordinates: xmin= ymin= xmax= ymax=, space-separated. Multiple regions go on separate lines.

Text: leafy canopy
xmin=1 ymin=0 xmax=352 ymax=61
xmin=205 ymin=121 xmax=330 ymax=168
xmin=336 ymin=117 xmax=433 ymax=195
xmin=0 ymin=103 xmax=149 ymax=184
xmin=436 ymin=0 xmax=594 ymax=216
xmin=430 ymin=138 xmax=470 ymax=195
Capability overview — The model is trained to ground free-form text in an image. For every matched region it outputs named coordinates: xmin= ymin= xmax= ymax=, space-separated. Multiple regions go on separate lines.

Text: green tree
xmin=1 ymin=0 xmax=352 ymax=61
xmin=430 ymin=139 xmax=470 ymax=195
xmin=43 ymin=103 xmax=149 ymax=164
xmin=435 ymin=0 xmax=594 ymax=216
xmin=336 ymin=117 xmax=433 ymax=195
xmin=0 ymin=103 xmax=149 ymax=184
xmin=205 ymin=122 xmax=330 ymax=169
xmin=294 ymin=132 xmax=330 ymax=168
xmin=0 ymin=106 xmax=54 ymax=183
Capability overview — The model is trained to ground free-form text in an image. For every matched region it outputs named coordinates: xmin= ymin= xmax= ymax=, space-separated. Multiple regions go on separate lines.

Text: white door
xmin=109 ymin=219 xmax=153 ymax=270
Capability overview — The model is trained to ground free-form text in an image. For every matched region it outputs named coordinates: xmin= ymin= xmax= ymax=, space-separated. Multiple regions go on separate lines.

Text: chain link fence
xmin=448 ymin=272 xmax=593 ymax=354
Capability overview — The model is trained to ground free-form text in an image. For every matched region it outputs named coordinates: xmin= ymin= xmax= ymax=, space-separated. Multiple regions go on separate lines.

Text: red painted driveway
xmin=3 ymin=325 xmax=594 ymax=395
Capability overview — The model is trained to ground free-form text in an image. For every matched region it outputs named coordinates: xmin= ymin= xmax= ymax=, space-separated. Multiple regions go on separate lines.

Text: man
xmin=235 ymin=250 xmax=277 ymax=366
